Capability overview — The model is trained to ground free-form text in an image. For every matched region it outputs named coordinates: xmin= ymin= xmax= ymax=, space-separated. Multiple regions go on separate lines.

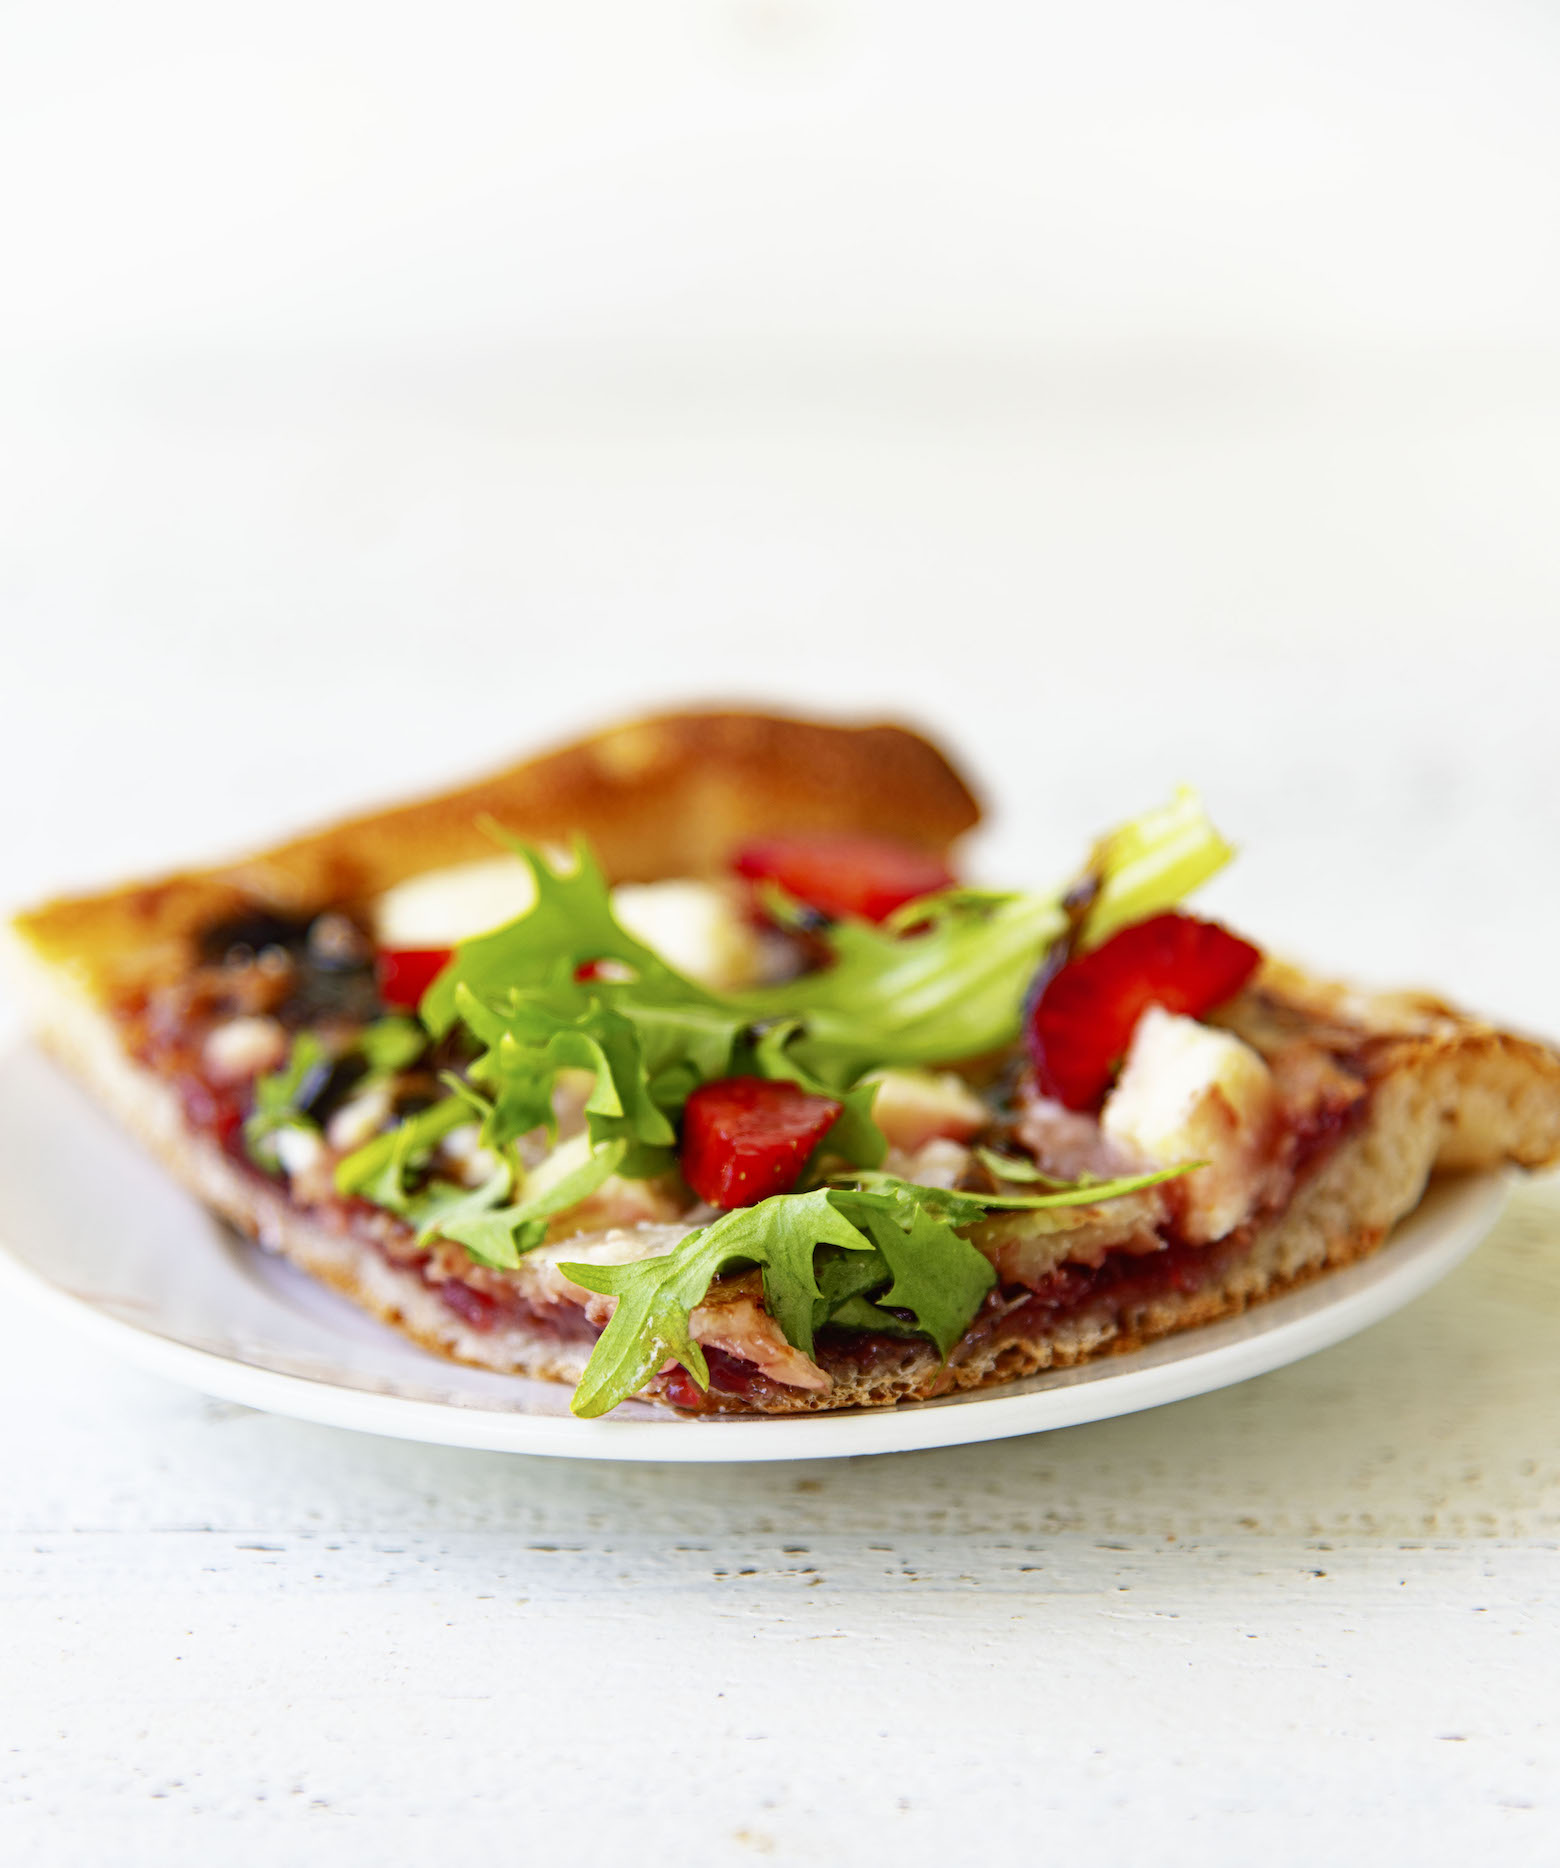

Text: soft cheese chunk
xmin=374 ymin=863 xmax=761 ymax=990
xmin=374 ymin=858 xmax=537 ymax=949
xmin=866 ymin=1068 xmax=988 ymax=1153
xmin=1101 ymin=1005 xmax=1279 ymax=1244
xmin=611 ymin=880 xmax=762 ymax=991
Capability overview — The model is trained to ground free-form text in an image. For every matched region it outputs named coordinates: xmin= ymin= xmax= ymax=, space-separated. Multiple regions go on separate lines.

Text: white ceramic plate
xmin=0 ymin=1044 xmax=1508 ymax=1462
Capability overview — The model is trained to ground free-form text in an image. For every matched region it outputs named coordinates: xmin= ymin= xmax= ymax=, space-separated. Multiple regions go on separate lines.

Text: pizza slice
xmin=9 ymin=708 xmax=1559 ymax=1417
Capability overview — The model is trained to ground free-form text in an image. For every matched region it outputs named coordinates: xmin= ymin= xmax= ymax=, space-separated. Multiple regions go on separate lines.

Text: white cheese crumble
xmin=610 ymin=880 xmax=762 ymax=992
xmin=325 ymin=1081 xmax=396 ymax=1153
xmin=203 ymin=1015 xmax=287 ymax=1083
xmin=373 ymin=858 xmax=537 ymax=950
xmin=1100 ymin=1005 xmax=1278 ymax=1244
xmin=273 ymin=1125 xmax=326 ymax=1178
xmin=438 ymin=1122 xmax=503 ymax=1189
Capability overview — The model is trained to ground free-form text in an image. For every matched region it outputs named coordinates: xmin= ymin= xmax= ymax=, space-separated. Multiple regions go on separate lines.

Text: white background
xmin=3 ymin=2 xmax=1560 ymax=1860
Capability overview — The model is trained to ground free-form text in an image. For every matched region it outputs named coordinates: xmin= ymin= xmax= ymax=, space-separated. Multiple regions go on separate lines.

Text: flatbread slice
xmin=8 ymin=708 xmax=1558 ymax=1416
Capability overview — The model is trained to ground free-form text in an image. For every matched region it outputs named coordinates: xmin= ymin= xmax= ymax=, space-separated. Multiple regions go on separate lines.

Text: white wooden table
xmin=5 ymin=1181 xmax=1560 ymax=1863
xmin=5 ymin=5 xmax=1560 ymax=1853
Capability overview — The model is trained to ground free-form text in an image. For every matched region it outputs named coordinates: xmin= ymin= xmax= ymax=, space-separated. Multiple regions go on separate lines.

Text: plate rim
xmin=0 ymin=1161 xmax=1510 ymax=1463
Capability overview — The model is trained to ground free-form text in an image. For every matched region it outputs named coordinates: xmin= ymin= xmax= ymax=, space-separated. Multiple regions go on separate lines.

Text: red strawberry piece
xmin=375 ymin=947 xmax=452 ymax=1011
xmin=732 ymin=833 xmax=954 ymax=924
xmin=1027 ymin=912 xmax=1262 ymax=1112
xmin=681 ymin=1075 xmax=844 ymax=1208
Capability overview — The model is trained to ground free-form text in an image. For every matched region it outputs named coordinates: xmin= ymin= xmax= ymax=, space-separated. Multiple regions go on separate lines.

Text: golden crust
xmin=10 ymin=708 xmax=982 ymax=1001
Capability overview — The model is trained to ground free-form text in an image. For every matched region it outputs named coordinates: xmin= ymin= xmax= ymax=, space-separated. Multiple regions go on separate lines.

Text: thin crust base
xmin=16 ymin=935 xmax=1560 ymax=1414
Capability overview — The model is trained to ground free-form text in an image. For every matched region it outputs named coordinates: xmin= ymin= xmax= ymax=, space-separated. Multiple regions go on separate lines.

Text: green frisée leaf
xmin=243 ymin=1032 xmax=330 ymax=1169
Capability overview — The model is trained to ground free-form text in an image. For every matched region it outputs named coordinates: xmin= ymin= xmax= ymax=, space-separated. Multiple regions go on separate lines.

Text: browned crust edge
xmin=9 ymin=708 xmax=982 ymax=1001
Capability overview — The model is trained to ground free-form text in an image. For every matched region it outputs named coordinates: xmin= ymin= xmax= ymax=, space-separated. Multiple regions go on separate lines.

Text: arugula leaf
xmin=411 ymin=1160 xmax=515 ymax=1247
xmin=243 ymin=1033 xmax=330 ymax=1170
xmin=401 ymin=1137 xmax=631 ymax=1270
xmin=245 ymin=1019 xmax=430 ymax=1176
xmin=358 ymin=1016 xmax=427 ymax=1076
xmin=422 ymin=838 xmax=717 ymax=1036
xmin=333 ymin=1098 xmax=470 ymax=1214
xmin=562 ymin=1189 xmax=877 ymax=1416
xmin=565 ymin=1182 xmax=999 ymax=1416
xmin=749 ymin=1019 xmax=885 ymax=1168
xmin=811 ymin=1241 xmax=893 ymax=1323
xmin=839 ymin=1190 xmax=997 ymax=1358
xmin=458 ymin=987 xmax=696 ymax=1178
xmin=311 ymin=790 xmax=1234 ymax=1297
xmin=518 ymin=1133 xmax=630 ymax=1220
xmin=835 ymin=1165 xmax=1197 ymax=1219
xmin=826 ymin=1295 xmax=924 ymax=1337
xmin=972 ymin=1145 xmax=1076 ymax=1186
xmin=561 ymin=1153 xmax=1203 ymax=1413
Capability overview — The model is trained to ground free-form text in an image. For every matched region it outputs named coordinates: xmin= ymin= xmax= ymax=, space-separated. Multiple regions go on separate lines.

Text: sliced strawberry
xmin=1027 ymin=912 xmax=1262 ymax=1112
xmin=376 ymin=946 xmax=452 ymax=1011
xmin=732 ymin=833 xmax=954 ymax=924
xmin=681 ymin=1076 xmax=844 ymax=1208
